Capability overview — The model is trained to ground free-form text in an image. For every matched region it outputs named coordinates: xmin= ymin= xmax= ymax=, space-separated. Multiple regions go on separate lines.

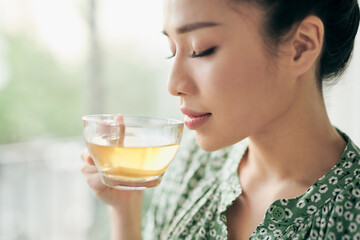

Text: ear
xmin=288 ymin=16 xmax=324 ymax=77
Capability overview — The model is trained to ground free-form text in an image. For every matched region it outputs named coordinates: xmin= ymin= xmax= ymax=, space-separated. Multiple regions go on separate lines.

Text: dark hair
xmin=233 ymin=0 xmax=360 ymax=90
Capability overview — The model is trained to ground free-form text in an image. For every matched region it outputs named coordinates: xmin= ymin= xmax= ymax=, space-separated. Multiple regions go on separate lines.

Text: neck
xmin=244 ymin=76 xmax=347 ymax=186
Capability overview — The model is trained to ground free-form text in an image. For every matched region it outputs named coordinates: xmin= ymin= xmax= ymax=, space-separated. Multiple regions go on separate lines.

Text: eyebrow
xmin=162 ymin=22 xmax=221 ymax=36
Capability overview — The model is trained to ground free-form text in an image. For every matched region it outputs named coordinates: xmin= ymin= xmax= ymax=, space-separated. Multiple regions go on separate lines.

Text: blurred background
xmin=0 ymin=0 xmax=359 ymax=239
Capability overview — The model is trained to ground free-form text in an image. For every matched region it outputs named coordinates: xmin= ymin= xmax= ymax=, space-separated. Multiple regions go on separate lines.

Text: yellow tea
xmin=86 ymin=136 xmax=179 ymax=180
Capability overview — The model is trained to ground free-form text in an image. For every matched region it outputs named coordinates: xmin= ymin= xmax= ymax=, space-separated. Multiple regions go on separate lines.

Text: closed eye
xmin=166 ymin=53 xmax=176 ymax=59
xmin=192 ymin=47 xmax=217 ymax=58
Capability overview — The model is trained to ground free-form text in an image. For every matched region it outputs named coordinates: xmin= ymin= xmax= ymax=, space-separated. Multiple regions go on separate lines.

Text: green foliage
xmin=0 ymin=34 xmax=85 ymax=143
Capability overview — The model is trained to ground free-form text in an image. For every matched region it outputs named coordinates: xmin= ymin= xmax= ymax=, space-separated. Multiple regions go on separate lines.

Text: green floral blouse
xmin=142 ymin=128 xmax=360 ymax=239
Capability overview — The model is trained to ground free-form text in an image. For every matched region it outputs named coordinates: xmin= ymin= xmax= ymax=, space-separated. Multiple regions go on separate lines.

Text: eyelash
xmin=167 ymin=46 xmax=217 ymax=59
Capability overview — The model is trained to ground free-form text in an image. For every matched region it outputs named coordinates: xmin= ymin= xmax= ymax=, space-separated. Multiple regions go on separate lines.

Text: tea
xmin=86 ymin=136 xmax=179 ymax=180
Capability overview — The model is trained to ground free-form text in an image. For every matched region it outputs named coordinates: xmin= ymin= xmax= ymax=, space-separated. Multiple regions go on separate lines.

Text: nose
xmin=167 ymin=57 xmax=196 ymax=96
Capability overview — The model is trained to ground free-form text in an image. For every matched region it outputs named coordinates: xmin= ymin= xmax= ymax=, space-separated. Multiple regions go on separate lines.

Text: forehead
xmin=163 ymin=0 xmax=231 ymax=30
xmin=162 ymin=0 xmax=262 ymax=35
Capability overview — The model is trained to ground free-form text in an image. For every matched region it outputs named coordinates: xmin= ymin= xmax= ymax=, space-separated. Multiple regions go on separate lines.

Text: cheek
xmin=204 ymin=51 xmax=271 ymax=104
xmin=209 ymin=53 xmax=291 ymax=123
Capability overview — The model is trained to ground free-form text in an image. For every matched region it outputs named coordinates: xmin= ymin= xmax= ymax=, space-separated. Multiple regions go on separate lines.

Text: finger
xmin=87 ymin=173 xmax=107 ymax=193
xmin=81 ymin=164 xmax=99 ymax=174
xmin=86 ymin=155 xmax=95 ymax=165
xmin=80 ymin=149 xmax=96 ymax=165
xmin=115 ymin=115 xmax=125 ymax=146
xmin=80 ymin=149 xmax=89 ymax=162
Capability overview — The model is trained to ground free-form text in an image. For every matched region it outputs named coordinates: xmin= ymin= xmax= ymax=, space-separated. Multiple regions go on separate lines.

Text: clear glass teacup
xmin=82 ymin=114 xmax=184 ymax=190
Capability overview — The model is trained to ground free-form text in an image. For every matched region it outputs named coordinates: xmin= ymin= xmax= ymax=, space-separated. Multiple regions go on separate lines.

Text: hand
xmin=81 ymin=150 xmax=143 ymax=239
xmin=80 ymin=149 xmax=143 ymax=208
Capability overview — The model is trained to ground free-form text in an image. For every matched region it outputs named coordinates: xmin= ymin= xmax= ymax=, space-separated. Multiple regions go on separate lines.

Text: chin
xmin=194 ymin=130 xmax=248 ymax=152
xmin=195 ymin=134 xmax=226 ymax=152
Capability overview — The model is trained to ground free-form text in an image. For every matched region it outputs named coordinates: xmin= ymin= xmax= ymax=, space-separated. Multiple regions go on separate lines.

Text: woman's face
xmin=163 ymin=0 xmax=296 ymax=151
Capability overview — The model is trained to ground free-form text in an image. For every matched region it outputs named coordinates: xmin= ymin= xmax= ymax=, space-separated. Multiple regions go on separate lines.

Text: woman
xmin=81 ymin=0 xmax=360 ymax=239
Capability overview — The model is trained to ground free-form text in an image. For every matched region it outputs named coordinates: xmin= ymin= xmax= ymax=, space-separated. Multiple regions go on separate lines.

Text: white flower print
xmin=274 ymin=230 xmax=282 ymax=237
xmin=310 ymin=229 xmax=318 ymax=239
xmin=264 ymin=236 xmax=272 ymax=240
xmin=332 ymin=188 xmax=342 ymax=196
xmin=220 ymin=214 xmax=227 ymax=223
xmin=286 ymin=230 xmax=294 ymax=238
xmin=206 ymin=211 xmax=213 ymax=220
xmin=307 ymin=205 xmax=317 ymax=214
xmin=297 ymin=200 xmax=306 ymax=209
xmin=280 ymin=199 xmax=289 ymax=206
xmin=335 ymin=205 xmax=344 ymax=216
xmin=298 ymin=223 xmax=305 ymax=231
xmin=337 ymin=222 xmax=344 ymax=233
xmin=354 ymin=232 xmax=360 ymax=240
xmin=319 ymin=184 xmax=329 ymax=194
xmin=329 ymin=176 xmax=338 ymax=185
xmin=336 ymin=193 xmax=345 ymax=202
xmin=199 ymin=227 xmax=206 ymax=237
xmin=259 ymin=228 xmax=267 ymax=235
xmin=271 ymin=218 xmax=280 ymax=223
xmin=268 ymin=224 xmax=275 ymax=230
xmin=320 ymin=218 xmax=326 ymax=228
xmin=346 ymin=151 xmax=356 ymax=159
xmin=344 ymin=211 xmax=354 ymax=221
xmin=343 ymin=161 xmax=352 ymax=168
xmin=349 ymin=222 xmax=357 ymax=233
xmin=352 ymin=188 xmax=360 ymax=198
xmin=285 ymin=208 xmax=293 ymax=219
xmin=355 ymin=201 xmax=360 ymax=210
xmin=344 ymin=200 xmax=353 ymax=209
xmin=209 ymin=229 xmax=217 ymax=237
xmin=341 ymin=235 xmax=350 ymax=240
xmin=356 ymin=214 xmax=360 ymax=224
xmin=334 ymin=168 xmax=344 ymax=175
xmin=328 ymin=217 xmax=335 ymax=227
xmin=311 ymin=193 xmax=321 ymax=202
xmin=307 ymin=221 xmax=313 ymax=227
xmin=345 ymin=177 xmax=353 ymax=184
xmin=322 ymin=205 xmax=329 ymax=215
xmin=316 ymin=217 xmax=321 ymax=227
xmin=306 ymin=186 xmax=314 ymax=193
xmin=194 ymin=212 xmax=201 ymax=221
xmin=328 ymin=232 xmax=336 ymax=240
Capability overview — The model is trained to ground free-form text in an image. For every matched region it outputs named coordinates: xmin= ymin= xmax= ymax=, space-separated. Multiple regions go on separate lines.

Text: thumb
xmin=87 ymin=155 xmax=95 ymax=165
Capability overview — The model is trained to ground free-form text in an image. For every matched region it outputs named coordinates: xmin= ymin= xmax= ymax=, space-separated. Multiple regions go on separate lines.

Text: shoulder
xmin=325 ymin=133 xmax=360 ymax=238
xmin=324 ymin=178 xmax=360 ymax=238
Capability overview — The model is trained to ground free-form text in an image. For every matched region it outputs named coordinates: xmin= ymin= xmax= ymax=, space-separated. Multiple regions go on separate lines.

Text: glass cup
xmin=82 ymin=114 xmax=184 ymax=190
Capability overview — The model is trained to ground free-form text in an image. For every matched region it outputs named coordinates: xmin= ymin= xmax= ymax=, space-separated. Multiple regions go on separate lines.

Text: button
xmin=272 ymin=206 xmax=285 ymax=220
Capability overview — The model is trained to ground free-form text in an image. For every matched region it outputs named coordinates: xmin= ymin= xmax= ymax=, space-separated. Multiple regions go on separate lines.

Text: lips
xmin=181 ymin=108 xmax=212 ymax=130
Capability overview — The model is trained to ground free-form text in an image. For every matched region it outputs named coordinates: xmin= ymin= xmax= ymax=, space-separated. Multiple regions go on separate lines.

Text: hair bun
xmin=320 ymin=0 xmax=360 ymax=81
